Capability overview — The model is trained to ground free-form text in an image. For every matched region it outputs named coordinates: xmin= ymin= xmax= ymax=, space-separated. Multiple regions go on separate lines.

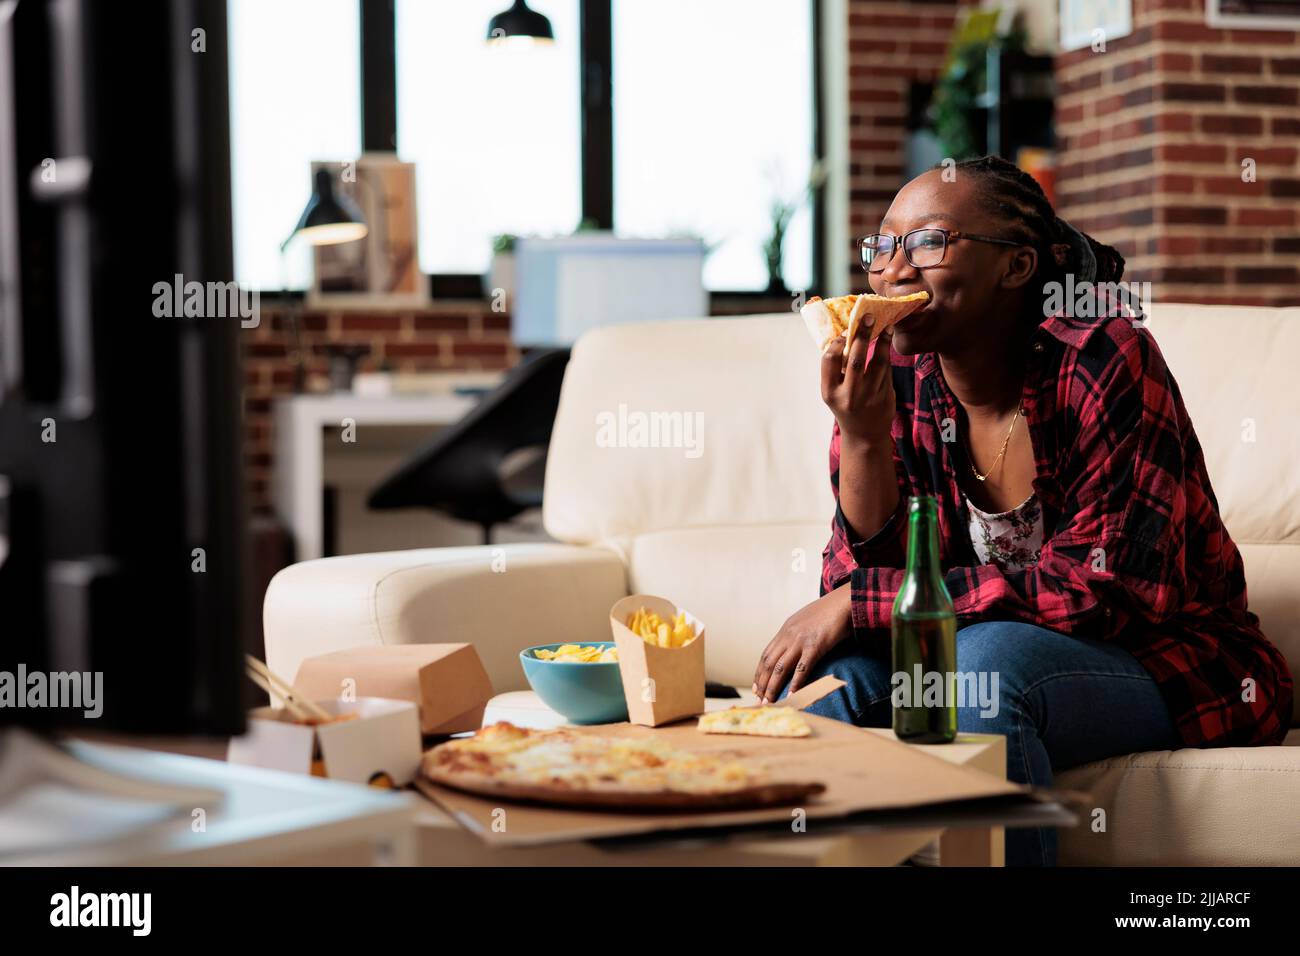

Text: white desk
xmin=273 ymin=387 xmax=498 ymax=561
xmin=9 ymin=742 xmax=417 ymax=867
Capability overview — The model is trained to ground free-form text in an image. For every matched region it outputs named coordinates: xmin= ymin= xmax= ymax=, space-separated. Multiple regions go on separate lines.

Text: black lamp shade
xmin=486 ymin=0 xmax=554 ymax=44
xmin=283 ymin=168 xmax=368 ymax=249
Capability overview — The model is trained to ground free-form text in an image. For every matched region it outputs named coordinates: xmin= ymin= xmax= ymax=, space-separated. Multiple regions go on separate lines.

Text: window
xmin=227 ymin=1 xmax=820 ymax=292
xmin=228 ymin=0 xmax=362 ymax=291
xmin=612 ymin=0 xmax=815 ymax=292
xmin=395 ymin=0 xmax=582 ymax=275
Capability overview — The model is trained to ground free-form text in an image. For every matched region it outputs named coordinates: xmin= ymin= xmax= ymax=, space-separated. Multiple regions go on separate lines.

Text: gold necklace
xmin=969 ymin=409 xmax=1020 ymax=482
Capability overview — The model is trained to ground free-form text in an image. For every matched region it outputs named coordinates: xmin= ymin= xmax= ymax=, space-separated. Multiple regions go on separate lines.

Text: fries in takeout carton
xmin=610 ymin=594 xmax=705 ymax=727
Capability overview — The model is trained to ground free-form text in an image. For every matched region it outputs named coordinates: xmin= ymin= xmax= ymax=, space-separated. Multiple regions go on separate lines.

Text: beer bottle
xmin=891 ymin=495 xmax=957 ymax=742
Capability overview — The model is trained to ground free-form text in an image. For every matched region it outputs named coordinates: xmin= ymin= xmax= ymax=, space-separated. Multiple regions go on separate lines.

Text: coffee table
xmin=412 ymin=690 xmax=1011 ymax=866
xmin=11 ymin=736 xmax=417 ymax=866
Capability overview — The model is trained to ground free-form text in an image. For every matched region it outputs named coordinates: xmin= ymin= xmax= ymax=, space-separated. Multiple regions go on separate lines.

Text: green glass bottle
xmin=891 ymin=495 xmax=958 ymax=743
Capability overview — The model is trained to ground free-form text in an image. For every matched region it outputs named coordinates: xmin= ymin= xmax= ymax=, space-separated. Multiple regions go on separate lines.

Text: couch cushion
xmin=1146 ymin=302 xmax=1300 ymax=546
xmin=1150 ymin=305 xmax=1300 ymax=721
xmin=1056 ymin=728 xmax=1300 ymax=866
xmin=1238 ymin=543 xmax=1300 ymax=724
xmin=617 ymin=523 xmax=829 ymax=687
xmin=544 ymin=313 xmax=834 ymax=544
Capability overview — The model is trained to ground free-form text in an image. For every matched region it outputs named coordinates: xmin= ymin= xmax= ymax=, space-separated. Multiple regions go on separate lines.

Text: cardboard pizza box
xmin=292 ymin=643 xmax=493 ymax=736
xmin=610 ymin=594 xmax=705 ymax=727
xmin=414 ymin=676 xmax=1082 ymax=847
xmin=227 ymin=696 xmax=421 ymax=786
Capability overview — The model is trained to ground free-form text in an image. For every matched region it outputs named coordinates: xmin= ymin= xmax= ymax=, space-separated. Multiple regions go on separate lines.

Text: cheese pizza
xmin=421 ymin=721 xmax=824 ymax=810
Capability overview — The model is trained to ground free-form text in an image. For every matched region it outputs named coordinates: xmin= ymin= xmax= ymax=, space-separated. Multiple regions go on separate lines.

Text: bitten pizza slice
xmin=697 ymin=706 xmax=812 ymax=738
xmin=800 ymin=291 xmax=930 ymax=358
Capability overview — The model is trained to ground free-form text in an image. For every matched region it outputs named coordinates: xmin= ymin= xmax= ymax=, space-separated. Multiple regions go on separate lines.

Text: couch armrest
xmin=263 ymin=543 xmax=628 ymax=694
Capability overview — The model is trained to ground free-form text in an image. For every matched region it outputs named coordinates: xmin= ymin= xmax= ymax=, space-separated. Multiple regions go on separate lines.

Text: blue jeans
xmin=778 ymin=620 xmax=1182 ymax=866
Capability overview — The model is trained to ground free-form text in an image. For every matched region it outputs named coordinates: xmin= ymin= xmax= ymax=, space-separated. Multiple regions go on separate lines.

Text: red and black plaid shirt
xmin=822 ymin=303 xmax=1293 ymax=749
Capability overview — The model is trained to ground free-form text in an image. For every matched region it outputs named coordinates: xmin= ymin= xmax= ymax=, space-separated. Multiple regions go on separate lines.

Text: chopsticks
xmin=244 ymin=655 xmax=332 ymax=722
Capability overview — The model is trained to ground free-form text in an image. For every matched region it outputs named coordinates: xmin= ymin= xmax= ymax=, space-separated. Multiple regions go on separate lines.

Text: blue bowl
xmin=519 ymin=642 xmax=628 ymax=725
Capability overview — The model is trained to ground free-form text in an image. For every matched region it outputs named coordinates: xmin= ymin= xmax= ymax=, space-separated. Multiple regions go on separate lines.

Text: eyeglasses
xmin=858 ymin=228 xmax=1024 ymax=273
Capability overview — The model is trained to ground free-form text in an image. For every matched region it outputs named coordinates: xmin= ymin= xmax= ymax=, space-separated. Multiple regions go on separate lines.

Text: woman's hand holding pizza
xmin=821 ymin=325 xmax=895 ymax=446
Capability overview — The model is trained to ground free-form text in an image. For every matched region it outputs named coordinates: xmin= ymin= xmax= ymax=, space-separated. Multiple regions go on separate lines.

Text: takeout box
xmin=609 ymin=594 xmax=705 ymax=727
xmin=415 ymin=675 xmax=1082 ymax=848
xmin=227 ymin=696 xmax=421 ymax=786
xmin=292 ymin=643 xmax=493 ymax=736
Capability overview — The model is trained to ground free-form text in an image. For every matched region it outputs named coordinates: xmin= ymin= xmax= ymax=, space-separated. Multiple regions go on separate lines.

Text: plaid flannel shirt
xmin=821 ymin=304 xmax=1293 ymax=749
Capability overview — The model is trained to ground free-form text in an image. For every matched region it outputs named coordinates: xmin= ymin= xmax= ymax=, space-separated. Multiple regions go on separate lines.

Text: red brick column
xmin=1055 ymin=0 xmax=1300 ymax=306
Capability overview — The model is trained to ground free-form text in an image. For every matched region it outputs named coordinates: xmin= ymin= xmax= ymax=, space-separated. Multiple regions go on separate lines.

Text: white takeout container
xmin=226 ymin=696 xmax=421 ymax=786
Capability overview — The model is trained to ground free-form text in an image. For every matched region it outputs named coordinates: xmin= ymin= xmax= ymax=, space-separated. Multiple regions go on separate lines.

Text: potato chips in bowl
xmin=519 ymin=641 xmax=628 ymax=725
xmin=533 ymin=643 xmax=620 ymax=663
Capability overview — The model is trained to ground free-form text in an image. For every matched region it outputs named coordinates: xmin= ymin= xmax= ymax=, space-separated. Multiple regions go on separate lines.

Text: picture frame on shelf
xmin=306 ymin=153 xmax=426 ymax=309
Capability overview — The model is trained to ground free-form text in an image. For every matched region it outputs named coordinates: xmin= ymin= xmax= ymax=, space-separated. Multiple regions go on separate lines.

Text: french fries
xmin=624 ymin=607 xmax=697 ymax=649
xmin=534 ymin=644 xmax=619 ymax=663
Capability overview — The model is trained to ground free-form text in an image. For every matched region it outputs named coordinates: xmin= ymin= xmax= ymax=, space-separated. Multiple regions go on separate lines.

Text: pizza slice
xmin=697 ymin=705 xmax=812 ymax=738
xmin=800 ymin=291 xmax=930 ymax=358
xmin=799 ymin=294 xmax=858 ymax=349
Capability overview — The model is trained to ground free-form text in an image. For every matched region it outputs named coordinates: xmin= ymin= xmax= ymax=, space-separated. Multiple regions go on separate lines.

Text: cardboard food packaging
xmin=416 ymin=675 xmax=1086 ymax=849
xmin=292 ymin=644 xmax=493 ymax=736
xmin=227 ymin=697 xmax=421 ymax=786
xmin=610 ymin=594 xmax=705 ymax=727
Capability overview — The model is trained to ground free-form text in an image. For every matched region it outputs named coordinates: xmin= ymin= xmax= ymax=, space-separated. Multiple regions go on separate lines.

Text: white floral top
xmin=965 ymin=493 xmax=1044 ymax=571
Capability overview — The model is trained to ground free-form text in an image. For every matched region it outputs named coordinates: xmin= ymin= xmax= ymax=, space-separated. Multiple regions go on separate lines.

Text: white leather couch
xmin=264 ymin=303 xmax=1300 ymax=866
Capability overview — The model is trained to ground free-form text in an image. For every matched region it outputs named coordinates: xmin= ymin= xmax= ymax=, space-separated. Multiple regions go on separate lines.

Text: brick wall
xmin=1055 ymin=0 xmax=1300 ymax=306
xmin=243 ymin=302 xmax=518 ymax=515
xmin=845 ymin=0 xmax=974 ymax=292
xmin=242 ymin=295 xmax=790 ymax=517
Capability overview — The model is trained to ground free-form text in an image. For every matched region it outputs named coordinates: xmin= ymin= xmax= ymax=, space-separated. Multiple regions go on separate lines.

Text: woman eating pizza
xmin=751 ymin=154 xmax=1294 ymax=866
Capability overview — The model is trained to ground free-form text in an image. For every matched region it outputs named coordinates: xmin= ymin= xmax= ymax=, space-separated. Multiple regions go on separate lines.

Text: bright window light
xmin=396 ymin=0 xmax=582 ymax=275
xmin=227 ymin=0 xmax=362 ymax=291
xmin=613 ymin=0 xmax=815 ymax=292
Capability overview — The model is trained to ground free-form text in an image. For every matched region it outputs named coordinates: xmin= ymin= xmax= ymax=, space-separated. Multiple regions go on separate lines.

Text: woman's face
xmin=867 ymin=169 xmax=1036 ymax=356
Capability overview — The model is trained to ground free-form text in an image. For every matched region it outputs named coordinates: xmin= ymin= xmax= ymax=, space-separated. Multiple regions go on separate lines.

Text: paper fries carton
xmin=610 ymin=594 xmax=705 ymax=727
xmin=226 ymin=696 xmax=421 ymax=786
xmin=292 ymin=643 xmax=493 ymax=736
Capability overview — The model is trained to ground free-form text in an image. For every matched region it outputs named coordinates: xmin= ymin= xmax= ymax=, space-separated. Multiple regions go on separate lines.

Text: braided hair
xmin=939 ymin=155 xmax=1125 ymax=318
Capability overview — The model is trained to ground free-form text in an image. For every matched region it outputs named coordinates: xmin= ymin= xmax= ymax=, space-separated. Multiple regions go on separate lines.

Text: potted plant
xmin=488 ymin=233 xmax=517 ymax=305
xmin=929 ymin=9 xmax=1026 ymax=160
xmin=763 ymin=159 xmax=828 ymax=295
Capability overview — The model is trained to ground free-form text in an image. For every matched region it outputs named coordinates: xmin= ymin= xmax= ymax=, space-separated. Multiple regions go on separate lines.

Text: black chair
xmin=367 ymin=348 xmax=570 ymax=544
